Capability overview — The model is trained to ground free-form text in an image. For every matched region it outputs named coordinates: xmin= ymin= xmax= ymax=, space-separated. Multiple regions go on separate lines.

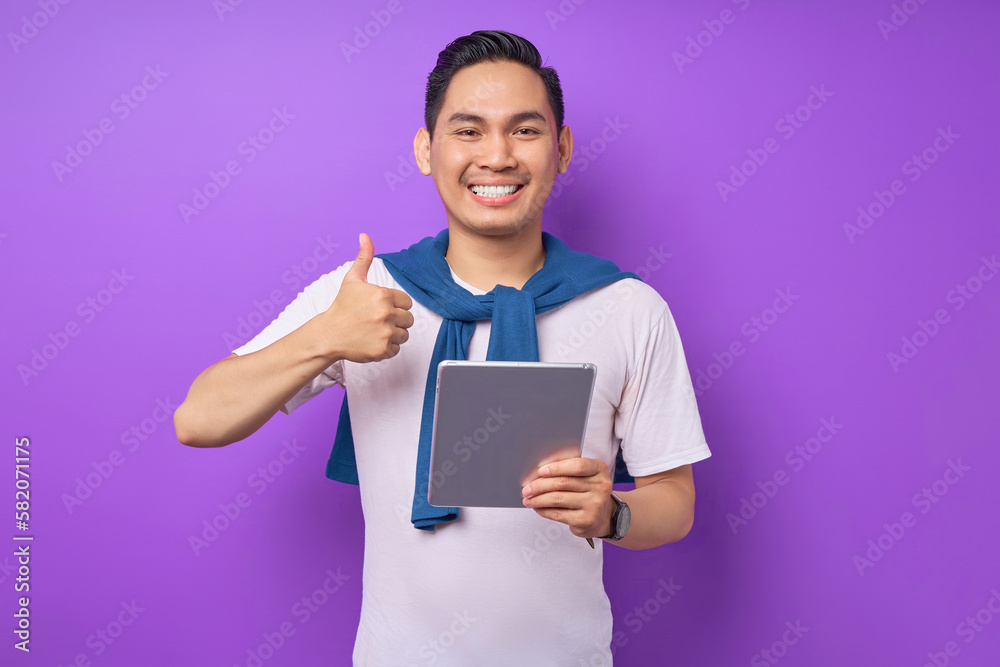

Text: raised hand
xmin=324 ymin=233 xmax=415 ymax=363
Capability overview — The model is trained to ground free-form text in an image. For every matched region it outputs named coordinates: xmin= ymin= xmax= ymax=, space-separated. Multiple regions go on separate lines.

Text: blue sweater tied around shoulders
xmin=324 ymin=228 xmax=641 ymax=530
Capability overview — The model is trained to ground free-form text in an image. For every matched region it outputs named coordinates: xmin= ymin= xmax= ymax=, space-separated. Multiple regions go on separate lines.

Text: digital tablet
xmin=427 ymin=360 xmax=597 ymax=508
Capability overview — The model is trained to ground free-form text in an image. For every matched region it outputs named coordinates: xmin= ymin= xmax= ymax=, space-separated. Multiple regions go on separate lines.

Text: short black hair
xmin=424 ymin=30 xmax=564 ymax=140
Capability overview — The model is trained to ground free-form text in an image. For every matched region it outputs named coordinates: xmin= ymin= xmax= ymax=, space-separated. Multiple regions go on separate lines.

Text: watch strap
xmin=601 ymin=492 xmax=625 ymax=540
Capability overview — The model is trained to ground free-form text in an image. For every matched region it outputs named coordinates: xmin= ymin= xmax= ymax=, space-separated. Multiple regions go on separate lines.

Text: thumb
xmin=344 ymin=232 xmax=374 ymax=283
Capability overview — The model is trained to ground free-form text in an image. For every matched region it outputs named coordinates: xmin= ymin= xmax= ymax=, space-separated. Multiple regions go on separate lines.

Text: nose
xmin=476 ymin=131 xmax=518 ymax=171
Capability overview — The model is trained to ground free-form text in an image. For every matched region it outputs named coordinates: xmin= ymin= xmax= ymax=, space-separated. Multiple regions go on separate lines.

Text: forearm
xmin=174 ymin=315 xmax=339 ymax=448
xmin=606 ymin=478 xmax=695 ymax=551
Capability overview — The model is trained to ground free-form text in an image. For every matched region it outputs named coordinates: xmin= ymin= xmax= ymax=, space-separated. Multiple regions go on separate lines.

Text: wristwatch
xmin=600 ymin=492 xmax=631 ymax=541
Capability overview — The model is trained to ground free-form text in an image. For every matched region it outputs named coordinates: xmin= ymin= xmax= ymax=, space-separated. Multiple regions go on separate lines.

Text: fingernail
xmin=522 ymin=485 xmax=531 ymax=496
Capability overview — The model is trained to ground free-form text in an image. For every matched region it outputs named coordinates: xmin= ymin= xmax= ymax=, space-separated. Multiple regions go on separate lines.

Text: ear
xmin=414 ymin=127 xmax=432 ymax=176
xmin=556 ymin=124 xmax=573 ymax=174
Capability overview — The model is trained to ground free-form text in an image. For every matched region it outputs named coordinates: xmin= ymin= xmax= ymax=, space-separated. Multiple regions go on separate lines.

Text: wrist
xmin=311 ymin=309 xmax=348 ymax=363
xmin=600 ymin=494 xmax=616 ymax=538
xmin=600 ymin=491 xmax=631 ymax=541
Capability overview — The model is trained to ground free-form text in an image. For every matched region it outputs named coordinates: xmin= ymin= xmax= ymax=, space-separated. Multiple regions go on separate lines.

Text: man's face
xmin=415 ymin=60 xmax=572 ymax=238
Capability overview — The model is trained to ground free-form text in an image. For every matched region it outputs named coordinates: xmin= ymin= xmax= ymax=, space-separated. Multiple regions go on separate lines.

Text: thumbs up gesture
xmin=324 ymin=233 xmax=414 ymax=363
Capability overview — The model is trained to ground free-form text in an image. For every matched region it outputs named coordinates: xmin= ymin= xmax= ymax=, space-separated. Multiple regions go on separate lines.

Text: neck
xmin=444 ymin=223 xmax=546 ymax=291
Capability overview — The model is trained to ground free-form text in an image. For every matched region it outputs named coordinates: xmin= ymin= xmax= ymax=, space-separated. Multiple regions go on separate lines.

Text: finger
xmin=390 ymin=327 xmax=409 ymax=346
xmin=390 ymin=288 xmax=413 ymax=310
xmin=392 ymin=307 xmax=415 ymax=329
xmin=522 ymin=475 xmax=587 ymax=498
xmin=537 ymin=457 xmax=602 ymax=479
xmin=344 ymin=232 xmax=374 ymax=284
xmin=521 ymin=448 xmax=582 ymax=485
xmin=524 ymin=489 xmax=586 ymax=510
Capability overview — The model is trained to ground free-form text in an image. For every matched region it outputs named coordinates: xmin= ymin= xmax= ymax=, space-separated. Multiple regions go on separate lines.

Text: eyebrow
xmin=446 ymin=110 xmax=548 ymax=127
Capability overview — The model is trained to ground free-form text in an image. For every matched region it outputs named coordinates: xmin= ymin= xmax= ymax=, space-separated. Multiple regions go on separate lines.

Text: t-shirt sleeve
xmin=614 ymin=301 xmax=711 ymax=477
xmin=231 ymin=260 xmax=354 ymax=416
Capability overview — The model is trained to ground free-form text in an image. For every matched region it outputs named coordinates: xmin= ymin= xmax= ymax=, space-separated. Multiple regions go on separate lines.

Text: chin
xmin=458 ymin=217 xmax=535 ymax=237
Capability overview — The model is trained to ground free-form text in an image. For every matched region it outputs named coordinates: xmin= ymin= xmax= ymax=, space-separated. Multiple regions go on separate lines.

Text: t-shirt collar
xmin=447 ymin=265 xmax=488 ymax=296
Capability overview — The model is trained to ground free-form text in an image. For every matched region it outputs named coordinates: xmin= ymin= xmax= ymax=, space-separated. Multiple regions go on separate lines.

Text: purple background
xmin=3 ymin=0 xmax=999 ymax=665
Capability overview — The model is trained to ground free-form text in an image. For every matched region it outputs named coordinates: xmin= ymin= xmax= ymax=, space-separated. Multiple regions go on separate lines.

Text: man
xmin=175 ymin=30 xmax=710 ymax=665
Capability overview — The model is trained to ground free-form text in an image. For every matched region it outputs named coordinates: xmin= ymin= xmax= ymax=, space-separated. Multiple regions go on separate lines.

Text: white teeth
xmin=471 ymin=184 xmax=519 ymax=197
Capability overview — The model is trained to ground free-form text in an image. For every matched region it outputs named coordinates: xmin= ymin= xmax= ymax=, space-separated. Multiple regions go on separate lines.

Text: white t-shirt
xmin=233 ymin=255 xmax=711 ymax=666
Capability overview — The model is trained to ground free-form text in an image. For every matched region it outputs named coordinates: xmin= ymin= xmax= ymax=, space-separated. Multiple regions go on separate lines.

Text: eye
xmin=515 ymin=128 xmax=539 ymax=135
xmin=457 ymin=129 xmax=479 ymax=137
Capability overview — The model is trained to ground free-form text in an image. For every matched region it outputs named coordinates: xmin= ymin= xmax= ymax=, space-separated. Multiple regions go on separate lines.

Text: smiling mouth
xmin=469 ymin=184 xmax=523 ymax=198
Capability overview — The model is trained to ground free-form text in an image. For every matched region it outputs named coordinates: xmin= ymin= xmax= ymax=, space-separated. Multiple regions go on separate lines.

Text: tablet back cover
xmin=427 ymin=361 xmax=596 ymax=508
